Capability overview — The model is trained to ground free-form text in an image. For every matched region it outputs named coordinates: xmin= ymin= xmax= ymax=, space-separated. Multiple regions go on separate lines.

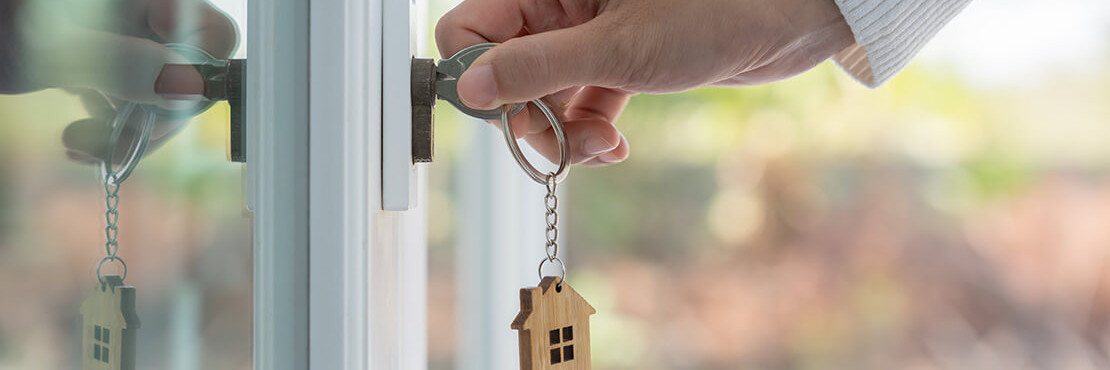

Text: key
xmin=434 ymin=43 xmax=525 ymax=120
xmin=411 ymin=43 xmax=525 ymax=162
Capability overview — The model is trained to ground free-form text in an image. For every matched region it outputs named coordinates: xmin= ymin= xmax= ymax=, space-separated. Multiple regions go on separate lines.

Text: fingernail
xmin=457 ymin=64 xmax=497 ymax=109
xmin=583 ymin=136 xmax=617 ymax=156
xmin=155 ymin=64 xmax=205 ymax=97
xmin=599 ymin=151 xmax=625 ymax=163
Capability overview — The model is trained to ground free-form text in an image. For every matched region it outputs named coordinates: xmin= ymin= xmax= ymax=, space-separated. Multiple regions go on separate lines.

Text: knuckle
xmin=590 ymin=18 xmax=652 ymax=89
xmin=434 ymin=16 xmax=458 ymax=54
xmin=434 ymin=11 xmax=474 ymax=57
xmin=490 ymin=38 xmax=552 ymax=98
xmin=433 ymin=15 xmax=453 ymax=42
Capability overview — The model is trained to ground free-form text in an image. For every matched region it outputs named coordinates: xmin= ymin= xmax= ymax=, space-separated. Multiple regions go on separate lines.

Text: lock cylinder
xmin=411 ymin=57 xmax=437 ymax=163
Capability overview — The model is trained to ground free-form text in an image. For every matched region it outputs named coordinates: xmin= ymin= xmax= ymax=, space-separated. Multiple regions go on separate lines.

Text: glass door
xmin=1 ymin=0 xmax=434 ymax=368
xmin=0 ymin=0 xmax=251 ymax=369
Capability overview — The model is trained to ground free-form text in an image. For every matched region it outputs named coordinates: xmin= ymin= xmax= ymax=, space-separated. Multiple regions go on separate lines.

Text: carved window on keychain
xmin=548 ymin=326 xmax=575 ymax=364
xmin=93 ymin=325 xmax=110 ymax=363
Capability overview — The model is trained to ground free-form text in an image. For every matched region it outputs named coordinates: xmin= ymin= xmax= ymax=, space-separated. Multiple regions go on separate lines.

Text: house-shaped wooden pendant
xmin=80 ymin=275 xmax=140 ymax=370
xmin=512 ymin=277 xmax=596 ymax=369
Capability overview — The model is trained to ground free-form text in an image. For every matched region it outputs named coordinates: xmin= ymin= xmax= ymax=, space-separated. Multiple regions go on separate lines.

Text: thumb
xmin=23 ymin=22 xmax=196 ymax=108
xmin=457 ymin=22 xmax=624 ymax=110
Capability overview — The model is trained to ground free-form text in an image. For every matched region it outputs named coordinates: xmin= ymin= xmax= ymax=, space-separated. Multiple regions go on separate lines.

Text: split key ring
xmin=499 ymin=99 xmax=569 ymax=185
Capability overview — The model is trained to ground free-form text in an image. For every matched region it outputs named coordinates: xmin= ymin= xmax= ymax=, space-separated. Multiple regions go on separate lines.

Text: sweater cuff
xmin=831 ymin=0 xmax=971 ymax=87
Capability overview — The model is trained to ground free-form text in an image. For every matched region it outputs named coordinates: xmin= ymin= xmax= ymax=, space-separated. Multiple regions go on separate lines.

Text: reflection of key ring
xmin=97 ymin=256 xmax=128 ymax=284
xmin=500 ymin=100 xmax=570 ymax=184
xmin=95 ymin=43 xmax=221 ymax=285
xmin=99 ymin=102 xmax=155 ymax=185
xmin=98 ymin=43 xmax=221 ymax=184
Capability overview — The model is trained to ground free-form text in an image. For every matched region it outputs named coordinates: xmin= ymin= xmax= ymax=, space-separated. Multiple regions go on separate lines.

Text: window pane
xmin=0 ymin=1 xmax=251 ymax=368
xmin=549 ymin=348 xmax=561 ymax=364
xmin=549 ymin=329 xmax=560 ymax=345
xmin=562 ymin=326 xmax=572 ymax=341
xmin=563 ymin=345 xmax=574 ymax=361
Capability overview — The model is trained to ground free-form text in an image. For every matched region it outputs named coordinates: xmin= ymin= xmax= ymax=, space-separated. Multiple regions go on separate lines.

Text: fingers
xmin=22 ymin=22 xmax=185 ymax=106
xmin=63 ymin=118 xmax=111 ymax=165
xmin=147 ymin=1 xmax=239 ymax=99
xmin=456 ymin=21 xmax=626 ymax=110
xmin=521 ymin=116 xmax=623 ymax=166
xmin=155 ymin=64 xmax=205 ymax=96
xmin=64 ymin=89 xmax=187 ymax=165
xmin=565 ymin=86 xmax=631 ymax=122
xmin=435 ymin=0 xmax=526 ymax=58
xmin=147 ymin=0 xmax=240 ymax=59
xmin=24 ymin=0 xmax=237 ymax=106
xmin=581 ymin=134 xmax=629 ymax=166
xmin=490 ymin=84 xmax=630 ymax=165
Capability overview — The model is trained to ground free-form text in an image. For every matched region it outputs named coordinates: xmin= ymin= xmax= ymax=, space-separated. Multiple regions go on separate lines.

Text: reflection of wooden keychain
xmin=499 ymin=99 xmax=596 ymax=369
xmin=79 ymin=44 xmax=224 ymax=370
xmin=79 ymin=100 xmax=150 ymax=370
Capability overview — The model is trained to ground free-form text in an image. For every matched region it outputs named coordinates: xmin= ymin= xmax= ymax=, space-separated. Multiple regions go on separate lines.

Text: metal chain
xmin=538 ymin=173 xmax=566 ymax=287
xmin=544 ymin=174 xmax=559 ymax=260
xmin=103 ymin=178 xmax=121 ymax=257
xmin=97 ymin=174 xmax=128 ymax=284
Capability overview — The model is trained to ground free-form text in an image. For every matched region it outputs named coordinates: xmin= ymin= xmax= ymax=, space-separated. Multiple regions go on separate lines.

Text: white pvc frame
xmin=248 ymin=0 xmax=309 ymax=368
xmin=249 ymin=0 xmax=428 ymax=368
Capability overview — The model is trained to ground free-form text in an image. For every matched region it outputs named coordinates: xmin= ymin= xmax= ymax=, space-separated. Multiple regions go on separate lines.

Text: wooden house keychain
xmin=430 ymin=42 xmax=598 ymax=369
xmin=80 ymin=100 xmax=150 ymax=370
xmin=497 ymin=98 xmax=596 ymax=369
xmin=79 ymin=44 xmax=225 ymax=370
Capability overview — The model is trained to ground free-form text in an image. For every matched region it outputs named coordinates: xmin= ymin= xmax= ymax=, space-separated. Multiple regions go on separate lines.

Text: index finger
xmin=148 ymin=0 xmax=240 ymax=59
xmin=435 ymin=0 xmax=527 ymax=58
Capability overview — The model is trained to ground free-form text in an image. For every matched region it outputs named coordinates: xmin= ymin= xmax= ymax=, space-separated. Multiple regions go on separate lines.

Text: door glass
xmin=0 ymin=0 xmax=250 ymax=368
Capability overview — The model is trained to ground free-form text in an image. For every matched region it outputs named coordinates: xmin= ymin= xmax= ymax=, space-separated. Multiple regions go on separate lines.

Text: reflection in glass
xmin=0 ymin=0 xmax=250 ymax=368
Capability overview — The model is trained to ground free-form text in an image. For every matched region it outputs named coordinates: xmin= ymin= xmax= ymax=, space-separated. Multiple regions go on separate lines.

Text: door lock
xmin=410 ymin=43 xmax=524 ymax=163
xmin=192 ymin=59 xmax=248 ymax=163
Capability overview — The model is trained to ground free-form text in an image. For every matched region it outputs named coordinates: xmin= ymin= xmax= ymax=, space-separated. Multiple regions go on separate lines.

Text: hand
xmin=436 ymin=0 xmax=854 ymax=166
xmin=0 ymin=0 xmax=238 ymax=164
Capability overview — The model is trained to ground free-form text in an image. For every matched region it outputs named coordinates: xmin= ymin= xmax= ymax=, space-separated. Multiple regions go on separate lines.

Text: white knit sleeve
xmin=832 ymin=0 xmax=972 ymax=87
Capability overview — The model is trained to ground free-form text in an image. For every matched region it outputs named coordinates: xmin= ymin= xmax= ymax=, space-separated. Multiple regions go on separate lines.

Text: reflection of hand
xmin=0 ymin=0 xmax=238 ymax=164
xmin=437 ymin=0 xmax=853 ymax=166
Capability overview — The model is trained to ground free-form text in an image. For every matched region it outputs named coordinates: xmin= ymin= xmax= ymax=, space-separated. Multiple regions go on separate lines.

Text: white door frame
xmin=247 ymin=0 xmax=309 ymax=368
xmin=248 ymin=0 xmax=428 ymax=368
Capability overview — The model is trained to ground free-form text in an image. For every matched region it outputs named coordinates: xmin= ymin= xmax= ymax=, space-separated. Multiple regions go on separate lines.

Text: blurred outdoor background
xmin=0 ymin=0 xmax=1107 ymax=369
xmin=424 ymin=0 xmax=1110 ymax=369
xmin=0 ymin=0 xmax=250 ymax=369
